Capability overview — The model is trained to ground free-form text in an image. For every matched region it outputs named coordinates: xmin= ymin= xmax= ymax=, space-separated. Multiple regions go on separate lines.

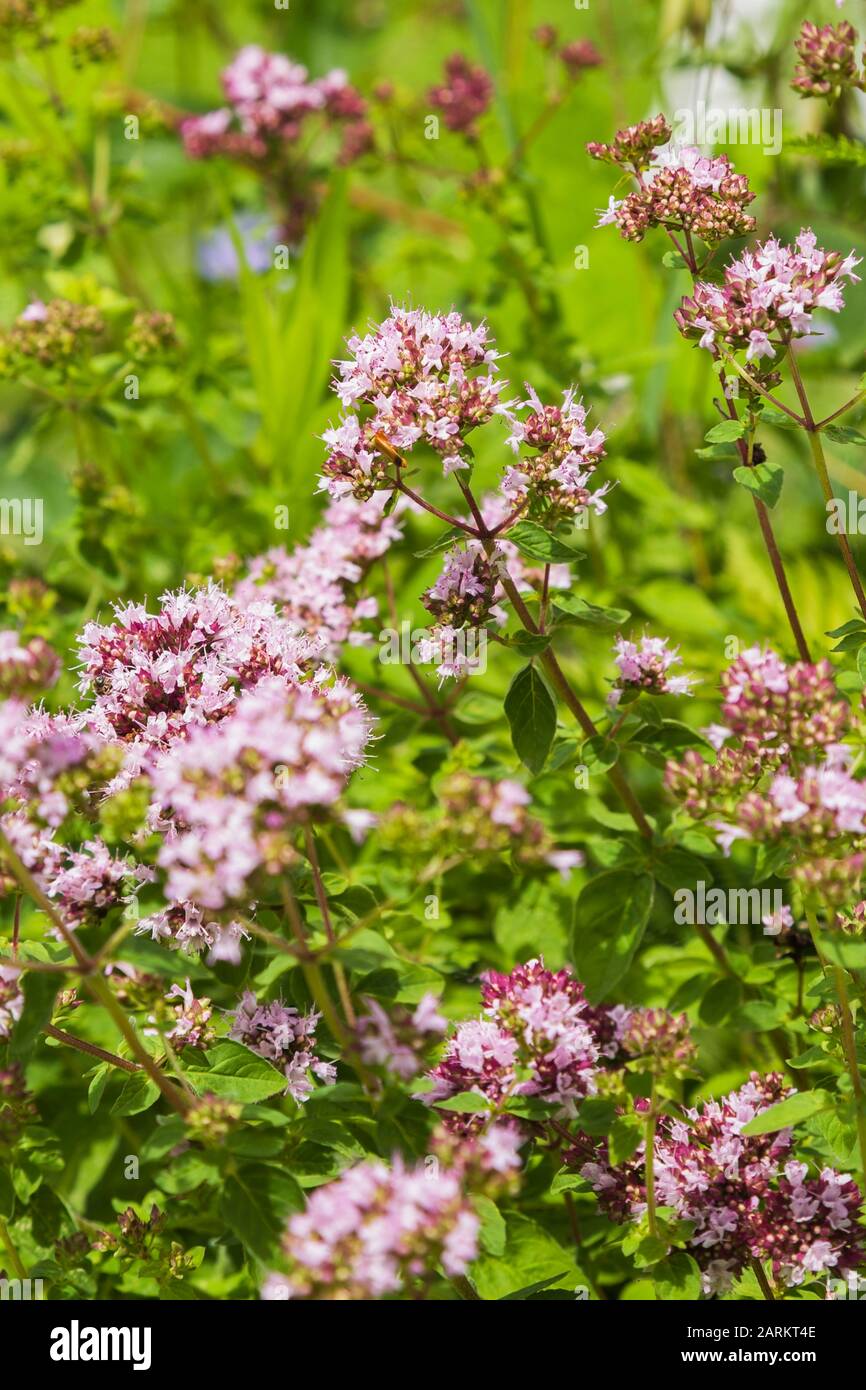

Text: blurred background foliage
xmin=2 ymin=0 xmax=864 ymax=660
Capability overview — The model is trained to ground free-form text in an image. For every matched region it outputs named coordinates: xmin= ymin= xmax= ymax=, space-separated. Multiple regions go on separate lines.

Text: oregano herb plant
xmin=2 ymin=0 xmax=866 ymax=1319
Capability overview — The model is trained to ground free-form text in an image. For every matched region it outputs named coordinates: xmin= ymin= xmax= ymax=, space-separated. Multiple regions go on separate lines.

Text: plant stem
xmin=832 ymin=963 xmax=866 ymax=1192
xmin=751 ymin=495 xmax=812 ymax=662
xmin=717 ymin=349 xmax=804 ymax=425
xmin=304 ymin=826 xmax=356 ymax=1028
xmin=92 ymin=915 xmax=139 ymax=969
xmin=751 ymin=1258 xmax=776 ymax=1301
xmin=494 ymin=555 xmax=654 ymax=838
xmin=809 ymin=427 xmax=866 ymax=621
xmin=694 ymin=921 xmax=737 ymax=977
xmin=805 ymin=905 xmax=866 ymax=1190
xmin=0 ymin=953 xmax=73 ymax=975
xmin=381 ymin=555 xmax=459 ymax=743
xmin=280 ymin=882 xmax=347 ymax=1038
xmin=84 ymin=975 xmax=192 ymax=1116
xmin=787 ymin=347 xmax=866 ymax=622
xmin=160 ymin=1033 xmax=198 ymax=1099
xmin=539 ymin=563 xmax=551 ymax=632
xmin=667 ymin=227 xmax=811 ymax=660
xmin=394 ymin=477 xmax=474 ymax=533
xmin=44 ymin=1023 xmax=140 ymax=1074
xmin=804 ymin=903 xmax=827 ymax=970
xmin=390 ymin=451 xmax=655 ymax=837
xmin=355 ymin=682 xmax=433 ymax=717
xmin=817 ymin=389 xmax=866 ymax=430
xmin=0 ymin=823 xmax=191 ymax=1109
xmin=562 ymin=1191 xmax=605 ymax=1300
xmin=714 ymin=372 xmax=811 ymax=661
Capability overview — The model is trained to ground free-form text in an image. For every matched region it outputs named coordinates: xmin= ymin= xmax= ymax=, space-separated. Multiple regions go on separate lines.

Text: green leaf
xmin=804 ymin=1111 xmax=860 ymax=1169
xmin=733 ymin=461 xmax=784 ymax=509
xmin=651 ymin=846 xmax=712 ymax=892
xmin=823 ymin=425 xmax=866 ymax=446
xmin=571 ymin=872 xmax=655 ymax=1000
xmin=631 ymin=1234 xmax=670 ymax=1269
xmin=831 ymin=629 xmax=866 ymax=654
xmin=551 ymin=594 xmax=631 ymax=629
xmin=581 ymin=735 xmax=619 ymax=772
xmin=504 ymin=631 xmax=552 ymax=657
xmin=220 ymin=1165 xmax=304 ymax=1263
xmin=705 ymin=418 xmax=746 ymax=443
xmin=111 ymin=1071 xmax=160 ymax=1117
xmin=226 ymin=1129 xmax=285 ymax=1160
xmin=636 ymin=720 xmax=713 ymax=756
xmin=156 ymin=1149 xmax=218 ymax=1195
xmin=453 ymin=691 xmax=502 ymax=725
xmin=732 ymin=1000 xmax=789 ymax=1031
xmin=653 ymin=1253 xmax=702 ymax=1300
xmin=499 ymin=1274 xmax=573 ymax=1300
xmin=699 ymin=978 xmax=742 ymax=1025
xmin=471 ymin=1215 xmax=585 ymax=1300
xmin=185 ymin=1040 xmax=287 ymax=1103
xmin=508 ymin=521 xmax=584 ymax=564
xmin=695 ymin=444 xmax=738 ymax=461
xmin=504 ymin=663 xmax=556 ymax=774
xmin=609 ymin=1116 xmax=642 ymax=1165
xmin=436 ymin=1091 xmax=490 ymax=1114
xmin=575 ymin=1097 xmax=618 ymax=1136
xmin=140 ymin=1116 xmax=187 ymax=1162
xmin=819 ymin=935 xmax=866 ymax=971
xmin=494 ymin=881 xmax=567 ymax=964
xmin=550 ymin=1168 xmax=584 ymax=1195
xmin=473 ymin=1194 xmax=507 ymax=1257
xmin=759 ymin=406 xmax=801 ymax=431
xmin=9 ymin=972 xmax=59 ymax=1062
xmin=741 ymin=1090 xmax=833 ymax=1137
xmin=754 ymin=841 xmax=792 ymax=882
xmin=785 ymin=1047 xmax=829 ymax=1071
xmin=87 ymin=1064 xmax=111 ymax=1115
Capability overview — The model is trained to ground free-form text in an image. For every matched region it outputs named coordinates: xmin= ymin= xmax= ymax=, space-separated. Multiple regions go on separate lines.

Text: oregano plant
xmin=1 ymin=0 xmax=866 ymax=1326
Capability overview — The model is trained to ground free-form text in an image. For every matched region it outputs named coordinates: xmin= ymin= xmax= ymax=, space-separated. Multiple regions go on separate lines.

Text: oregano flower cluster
xmin=575 ymin=1074 xmax=865 ymax=1295
xmin=181 ymin=45 xmax=371 ymax=241
xmin=675 ymin=231 xmax=861 ymax=363
xmin=792 ymin=20 xmax=866 ymax=99
xmin=321 ymin=305 xmax=505 ymax=494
